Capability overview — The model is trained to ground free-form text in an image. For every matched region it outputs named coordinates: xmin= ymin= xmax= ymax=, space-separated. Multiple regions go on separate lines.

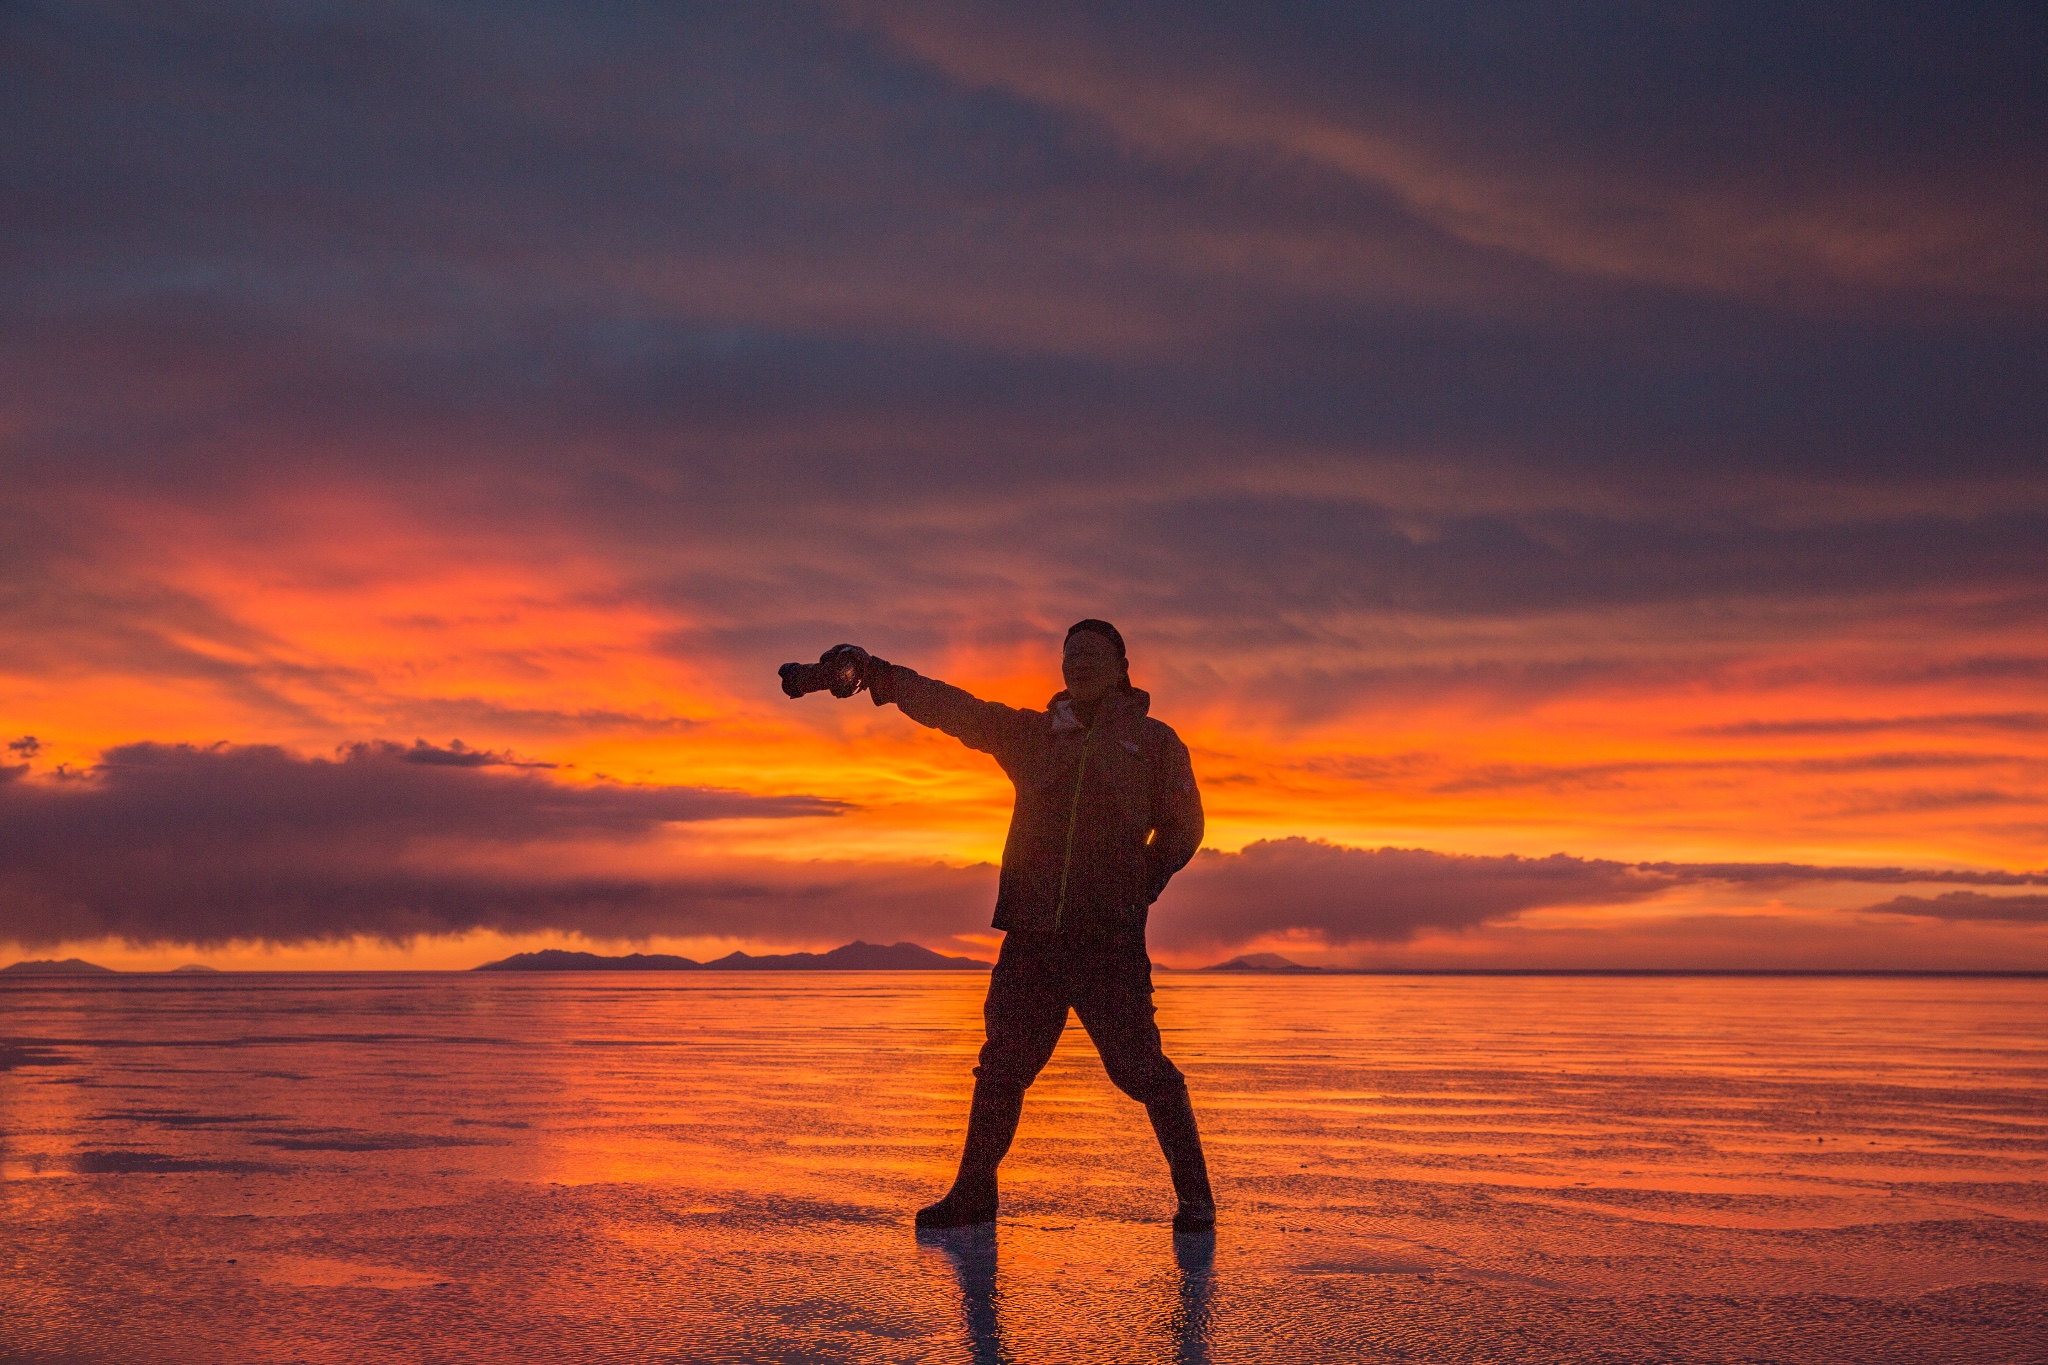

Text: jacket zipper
xmin=1053 ymin=731 xmax=1094 ymax=932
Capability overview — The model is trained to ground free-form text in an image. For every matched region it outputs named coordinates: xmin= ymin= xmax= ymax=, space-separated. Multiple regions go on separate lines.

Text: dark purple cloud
xmin=1153 ymin=839 xmax=1669 ymax=951
xmin=3 ymin=3 xmax=2041 ymax=547
xmin=18 ymin=740 xmax=834 ymax=842
xmin=0 ymin=861 xmax=999 ymax=954
xmin=382 ymin=739 xmax=553 ymax=768
xmin=0 ymin=741 xmax=854 ymax=947
xmin=4 ymin=745 xmax=2041 ymax=951
xmin=1137 ymin=838 xmax=2048 ymax=953
xmin=1861 ymin=892 xmax=2048 ymax=924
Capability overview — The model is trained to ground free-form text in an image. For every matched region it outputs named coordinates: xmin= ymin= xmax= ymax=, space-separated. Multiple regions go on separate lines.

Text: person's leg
xmin=1144 ymin=1086 xmax=1217 ymax=1234
xmin=1071 ymin=936 xmax=1217 ymax=1233
xmin=917 ymin=932 xmax=1071 ymax=1228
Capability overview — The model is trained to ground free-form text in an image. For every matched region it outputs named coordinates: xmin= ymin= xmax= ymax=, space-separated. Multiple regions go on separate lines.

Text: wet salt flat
xmin=2 ymin=973 xmax=2045 ymax=1363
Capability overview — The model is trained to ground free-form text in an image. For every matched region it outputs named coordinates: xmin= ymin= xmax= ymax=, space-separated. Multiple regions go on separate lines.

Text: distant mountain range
xmin=0 ymin=946 xmax=1322 ymax=975
xmin=474 ymin=940 xmax=994 ymax=972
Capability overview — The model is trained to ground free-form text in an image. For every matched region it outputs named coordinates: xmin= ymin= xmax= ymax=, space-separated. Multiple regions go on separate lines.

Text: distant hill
xmin=705 ymin=941 xmax=991 ymax=971
xmin=1203 ymin=953 xmax=1323 ymax=973
xmin=2 ymin=958 xmax=116 ymax=975
xmin=474 ymin=940 xmax=992 ymax=972
xmin=474 ymin=949 xmax=702 ymax=972
xmin=169 ymin=964 xmax=222 ymax=974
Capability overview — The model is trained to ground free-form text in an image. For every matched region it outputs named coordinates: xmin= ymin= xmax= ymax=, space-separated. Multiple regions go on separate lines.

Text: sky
xmin=3 ymin=1 xmax=2045 ymax=970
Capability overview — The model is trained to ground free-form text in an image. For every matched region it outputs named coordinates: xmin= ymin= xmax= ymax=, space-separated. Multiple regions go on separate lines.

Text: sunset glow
xmin=3 ymin=3 xmax=2044 ymax=970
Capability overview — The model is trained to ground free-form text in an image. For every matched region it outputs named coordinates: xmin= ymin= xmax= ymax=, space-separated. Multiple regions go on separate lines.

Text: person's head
xmin=1062 ymin=619 xmax=1129 ymax=703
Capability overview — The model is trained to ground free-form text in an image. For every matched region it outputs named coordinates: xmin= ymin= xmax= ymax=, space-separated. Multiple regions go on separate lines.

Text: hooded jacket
xmin=871 ymin=665 xmax=1204 ymax=936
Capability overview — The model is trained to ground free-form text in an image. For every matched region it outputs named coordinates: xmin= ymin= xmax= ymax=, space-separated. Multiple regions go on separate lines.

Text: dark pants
xmin=974 ymin=929 xmax=1188 ymax=1106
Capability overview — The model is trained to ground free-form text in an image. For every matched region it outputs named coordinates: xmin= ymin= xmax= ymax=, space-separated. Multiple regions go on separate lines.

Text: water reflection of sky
xmin=3 ymin=974 xmax=2044 ymax=1361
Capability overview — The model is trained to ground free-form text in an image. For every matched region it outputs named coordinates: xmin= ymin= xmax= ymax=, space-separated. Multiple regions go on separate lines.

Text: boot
xmin=1146 ymin=1088 xmax=1216 ymax=1234
xmin=916 ymin=1080 xmax=1024 ymax=1229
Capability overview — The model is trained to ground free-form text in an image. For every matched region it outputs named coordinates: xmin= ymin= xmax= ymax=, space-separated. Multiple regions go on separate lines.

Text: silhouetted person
xmin=785 ymin=621 xmax=1216 ymax=1232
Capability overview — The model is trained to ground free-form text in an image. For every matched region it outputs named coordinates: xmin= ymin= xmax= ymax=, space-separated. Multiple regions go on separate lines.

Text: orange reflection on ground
xmin=2 ymin=971 xmax=2043 ymax=1361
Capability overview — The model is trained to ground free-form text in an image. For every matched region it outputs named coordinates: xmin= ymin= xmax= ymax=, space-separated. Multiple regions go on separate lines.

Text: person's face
xmin=1061 ymin=630 xmax=1123 ymax=703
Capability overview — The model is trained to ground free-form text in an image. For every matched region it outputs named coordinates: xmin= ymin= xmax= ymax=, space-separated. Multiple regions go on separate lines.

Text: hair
xmin=1065 ymin=618 xmax=1125 ymax=658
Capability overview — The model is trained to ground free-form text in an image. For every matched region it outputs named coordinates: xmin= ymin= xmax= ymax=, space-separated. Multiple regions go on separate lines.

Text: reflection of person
xmin=809 ymin=621 xmax=1215 ymax=1232
xmin=1166 ymin=1232 xmax=1218 ymax=1365
xmin=919 ymin=1225 xmax=1012 ymax=1365
xmin=919 ymin=1222 xmax=1216 ymax=1363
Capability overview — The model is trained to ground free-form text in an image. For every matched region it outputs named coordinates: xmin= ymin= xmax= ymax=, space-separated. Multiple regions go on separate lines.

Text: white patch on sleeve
xmin=1120 ymin=739 xmax=1141 ymax=754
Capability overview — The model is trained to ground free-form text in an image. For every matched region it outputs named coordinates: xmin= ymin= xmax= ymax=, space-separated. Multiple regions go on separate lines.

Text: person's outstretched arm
xmin=867 ymin=660 xmax=1040 ymax=773
xmin=1145 ymin=731 xmax=1204 ymax=904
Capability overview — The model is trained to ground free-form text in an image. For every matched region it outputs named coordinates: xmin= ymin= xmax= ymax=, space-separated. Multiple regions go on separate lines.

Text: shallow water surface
xmin=3 ymin=973 xmax=2044 ymax=1362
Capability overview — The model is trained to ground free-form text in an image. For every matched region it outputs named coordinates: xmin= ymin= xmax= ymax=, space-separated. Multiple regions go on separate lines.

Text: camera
xmin=779 ymin=645 xmax=871 ymax=699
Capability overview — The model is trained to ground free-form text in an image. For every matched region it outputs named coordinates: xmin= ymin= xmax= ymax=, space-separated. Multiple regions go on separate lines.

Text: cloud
xmin=386 ymin=698 xmax=702 ymax=737
xmin=1 ymin=1 xmax=2045 ymax=950
xmin=4 ymin=746 xmax=2043 ymax=956
xmin=1152 ymin=839 xmax=1671 ymax=950
xmin=31 ymin=739 xmax=833 ymax=839
xmin=1862 ymin=891 xmax=2048 ymax=924
xmin=7 ymin=2 xmax=2044 ymax=506
xmin=0 ymin=858 xmax=999 ymax=955
xmin=856 ymin=1 xmax=2048 ymax=303
xmin=1432 ymin=750 xmax=2021 ymax=796
xmin=1149 ymin=838 xmax=2048 ymax=953
xmin=1635 ymin=861 xmax=2043 ymax=889
xmin=1691 ymin=712 xmax=2048 ymax=738
xmin=2 ymin=1 xmax=2042 ymax=742
xmin=0 ymin=741 xmax=853 ymax=947
xmin=376 ymin=739 xmax=554 ymax=768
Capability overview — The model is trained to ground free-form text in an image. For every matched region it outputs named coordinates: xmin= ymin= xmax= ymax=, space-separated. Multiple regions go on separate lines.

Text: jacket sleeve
xmin=1144 ymin=728 xmax=1204 ymax=903
xmin=871 ymin=664 xmax=1041 ymax=774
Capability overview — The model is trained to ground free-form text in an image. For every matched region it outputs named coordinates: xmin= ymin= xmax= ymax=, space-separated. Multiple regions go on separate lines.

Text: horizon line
xmin=5 ymin=967 xmax=2045 ymax=978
